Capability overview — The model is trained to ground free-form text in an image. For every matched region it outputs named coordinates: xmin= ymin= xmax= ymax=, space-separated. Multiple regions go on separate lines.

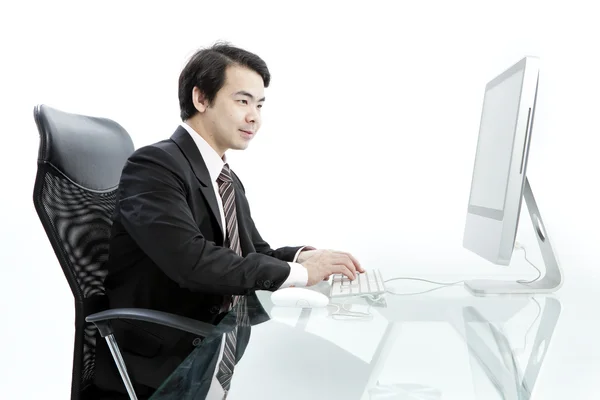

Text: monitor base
xmin=464 ymin=178 xmax=563 ymax=296
xmin=464 ymin=278 xmax=561 ymax=296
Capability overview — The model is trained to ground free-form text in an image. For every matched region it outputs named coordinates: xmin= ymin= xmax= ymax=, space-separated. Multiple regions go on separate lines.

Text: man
xmin=94 ymin=42 xmax=363 ymax=398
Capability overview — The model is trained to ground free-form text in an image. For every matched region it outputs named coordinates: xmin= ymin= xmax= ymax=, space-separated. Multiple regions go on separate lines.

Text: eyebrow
xmin=234 ymin=90 xmax=265 ymax=102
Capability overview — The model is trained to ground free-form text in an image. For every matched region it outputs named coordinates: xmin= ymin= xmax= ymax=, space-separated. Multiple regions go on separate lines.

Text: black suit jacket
xmin=94 ymin=126 xmax=303 ymax=397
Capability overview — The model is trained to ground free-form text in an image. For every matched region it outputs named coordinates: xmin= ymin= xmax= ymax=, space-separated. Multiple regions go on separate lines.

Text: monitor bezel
xmin=463 ymin=56 xmax=540 ymax=265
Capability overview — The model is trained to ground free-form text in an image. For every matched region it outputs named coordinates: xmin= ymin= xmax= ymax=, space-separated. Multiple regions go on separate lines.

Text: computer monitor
xmin=462 ymin=56 xmax=563 ymax=296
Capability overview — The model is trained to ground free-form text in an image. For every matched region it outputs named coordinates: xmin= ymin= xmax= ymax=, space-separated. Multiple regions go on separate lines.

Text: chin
xmin=233 ymin=141 xmax=250 ymax=151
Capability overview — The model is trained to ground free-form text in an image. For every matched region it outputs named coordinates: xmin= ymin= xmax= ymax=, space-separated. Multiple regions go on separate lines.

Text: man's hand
xmin=299 ymin=249 xmax=364 ymax=286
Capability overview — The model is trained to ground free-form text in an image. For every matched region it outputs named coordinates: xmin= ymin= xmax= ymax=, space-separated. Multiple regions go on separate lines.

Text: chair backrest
xmin=33 ymin=104 xmax=134 ymax=399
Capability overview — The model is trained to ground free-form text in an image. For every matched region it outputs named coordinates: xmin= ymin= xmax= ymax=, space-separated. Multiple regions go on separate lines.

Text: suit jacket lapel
xmin=170 ymin=126 xmax=225 ymax=239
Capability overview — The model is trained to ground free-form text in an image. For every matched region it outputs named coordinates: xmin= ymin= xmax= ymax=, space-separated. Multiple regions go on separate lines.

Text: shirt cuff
xmin=280 ymin=262 xmax=308 ymax=288
xmin=292 ymin=245 xmax=317 ymax=263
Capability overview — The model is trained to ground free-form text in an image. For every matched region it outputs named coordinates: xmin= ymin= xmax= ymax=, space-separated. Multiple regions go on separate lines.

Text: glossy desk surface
xmin=150 ymin=275 xmax=600 ymax=400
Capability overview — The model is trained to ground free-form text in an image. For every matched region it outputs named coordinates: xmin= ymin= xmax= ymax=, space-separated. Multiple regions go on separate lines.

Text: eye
xmin=257 ymin=104 xmax=263 ymax=109
xmin=237 ymin=99 xmax=248 ymax=105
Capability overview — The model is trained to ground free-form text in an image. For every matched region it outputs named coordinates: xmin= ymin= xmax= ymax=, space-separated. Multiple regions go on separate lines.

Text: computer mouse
xmin=271 ymin=287 xmax=330 ymax=308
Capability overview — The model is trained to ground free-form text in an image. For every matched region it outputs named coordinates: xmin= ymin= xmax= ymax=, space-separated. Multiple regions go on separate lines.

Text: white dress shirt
xmin=180 ymin=122 xmax=309 ymax=398
xmin=180 ymin=122 xmax=309 ymax=287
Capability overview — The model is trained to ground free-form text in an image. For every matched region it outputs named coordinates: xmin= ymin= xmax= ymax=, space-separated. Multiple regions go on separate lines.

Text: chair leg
xmin=105 ymin=334 xmax=139 ymax=400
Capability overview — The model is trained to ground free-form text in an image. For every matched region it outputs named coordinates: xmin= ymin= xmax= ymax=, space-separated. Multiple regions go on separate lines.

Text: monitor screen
xmin=463 ymin=56 xmax=543 ymax=270
xmin=468 ymin=67 xmax=526 ymax=221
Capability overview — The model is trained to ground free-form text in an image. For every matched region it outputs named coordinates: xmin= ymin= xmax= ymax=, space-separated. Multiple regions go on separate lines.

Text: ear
xmin=192 ymin=86 xmax=209 ymax=113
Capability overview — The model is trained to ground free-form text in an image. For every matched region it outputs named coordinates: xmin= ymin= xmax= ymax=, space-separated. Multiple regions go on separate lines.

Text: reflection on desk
xmin=241 ymin=289 xmax=564 ymax=400
xmin=150 ymin=285 xmax=574 ymax=400
xmin=462 ymin=298 xmax=560 ymax=400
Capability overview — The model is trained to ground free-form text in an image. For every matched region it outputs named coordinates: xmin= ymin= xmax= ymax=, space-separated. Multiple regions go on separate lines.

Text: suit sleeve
xmin=116 ymin=145 xmax=291 ymax=295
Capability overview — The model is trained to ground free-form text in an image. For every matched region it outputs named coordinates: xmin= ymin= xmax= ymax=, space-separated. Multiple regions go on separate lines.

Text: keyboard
xmin=330 ymin=269 xmax=387 ymax=298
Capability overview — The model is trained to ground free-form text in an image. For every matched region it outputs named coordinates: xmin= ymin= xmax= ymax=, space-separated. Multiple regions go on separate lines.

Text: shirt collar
xmin=180 ymin=122 xmax=227 ymax=183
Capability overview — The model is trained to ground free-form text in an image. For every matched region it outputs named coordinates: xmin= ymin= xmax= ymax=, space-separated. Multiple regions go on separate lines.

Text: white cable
xmin=514 ymin=242 xmax=542 ymax=284
xmin=383 ymin=277 xmax=465 ymax=296
xmin=383 ymin=242 xmax=542 ymax=295
xmin=384 ymin=277 xmax=465 ymax=286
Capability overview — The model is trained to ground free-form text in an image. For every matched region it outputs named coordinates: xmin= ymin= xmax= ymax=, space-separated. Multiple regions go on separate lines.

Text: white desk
xmin=224 ymin=276 xmax=598 ymax=400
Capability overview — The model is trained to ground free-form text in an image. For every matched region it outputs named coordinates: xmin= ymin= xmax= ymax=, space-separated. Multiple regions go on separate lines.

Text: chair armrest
xmin=86 ymin=308 xmax=215 ymax=338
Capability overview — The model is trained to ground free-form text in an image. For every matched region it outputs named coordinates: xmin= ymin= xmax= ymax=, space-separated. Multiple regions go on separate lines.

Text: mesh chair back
xmin=33 ymin=104 xmax=134 ymax=399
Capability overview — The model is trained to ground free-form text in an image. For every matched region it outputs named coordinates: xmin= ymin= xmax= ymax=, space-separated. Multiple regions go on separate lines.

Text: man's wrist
xmin=294 ymin=246 xmax=317 ymax=263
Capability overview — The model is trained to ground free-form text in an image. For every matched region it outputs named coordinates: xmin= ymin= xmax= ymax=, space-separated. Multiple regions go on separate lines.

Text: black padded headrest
xmin=34 ymin=104 xmax=135 ymax=191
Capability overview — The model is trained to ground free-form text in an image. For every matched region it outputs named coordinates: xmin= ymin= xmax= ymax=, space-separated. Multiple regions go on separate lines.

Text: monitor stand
xmin=464 ymin=178 xmax=564 ymax=296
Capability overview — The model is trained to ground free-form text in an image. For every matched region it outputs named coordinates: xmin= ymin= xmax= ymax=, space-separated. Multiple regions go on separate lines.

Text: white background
xmin=1 ymin=0 xmax=599 ymax=398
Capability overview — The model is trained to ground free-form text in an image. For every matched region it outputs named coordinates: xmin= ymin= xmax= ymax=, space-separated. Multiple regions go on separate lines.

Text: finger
xmin=341 ymin=251 xmax=364 ymax=273
xmin=320 ymin=270 xmax=333 ymax=281
xmin=332 ymin=255 xmax=357 ymax=278
xmin=332 ymin=264 xmax=355 ymax=281
xmin=350 ymin=254 xmax=363 ymax=272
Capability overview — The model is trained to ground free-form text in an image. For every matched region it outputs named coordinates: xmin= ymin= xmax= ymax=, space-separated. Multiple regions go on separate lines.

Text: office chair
xmin=33 ymin=104 xmax=215 ymax=400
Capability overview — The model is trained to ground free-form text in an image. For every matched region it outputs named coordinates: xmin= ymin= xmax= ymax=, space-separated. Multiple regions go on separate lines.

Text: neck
xmin=184 ymin=116 xmax=226 ymax=158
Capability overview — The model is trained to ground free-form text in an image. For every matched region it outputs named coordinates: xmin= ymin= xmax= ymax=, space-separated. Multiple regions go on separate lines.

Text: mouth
xmin=239 ymin=129 xmax=255 ymax=138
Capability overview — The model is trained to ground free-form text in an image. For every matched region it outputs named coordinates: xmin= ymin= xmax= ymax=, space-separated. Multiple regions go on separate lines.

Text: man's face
xmin=201 ymin=65 xmax=265 ymax=155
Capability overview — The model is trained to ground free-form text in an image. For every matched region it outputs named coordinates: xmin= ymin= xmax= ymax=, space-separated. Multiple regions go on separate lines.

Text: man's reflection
xmin=150 ymin=294 xmax=271 ymax=399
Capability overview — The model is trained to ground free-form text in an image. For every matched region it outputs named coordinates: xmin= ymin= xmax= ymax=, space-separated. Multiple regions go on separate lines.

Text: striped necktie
xmin=215 ymin=163 xmax=248 ymax=394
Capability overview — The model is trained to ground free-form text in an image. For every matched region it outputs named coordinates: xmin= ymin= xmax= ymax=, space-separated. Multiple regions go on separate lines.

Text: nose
xmin=245 ymin=107 xmax=260 ymax=126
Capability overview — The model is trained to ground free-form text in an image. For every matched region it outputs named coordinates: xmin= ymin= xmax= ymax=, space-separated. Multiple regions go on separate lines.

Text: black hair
xmin=178 ymin=42 xmax=271 ymax=120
